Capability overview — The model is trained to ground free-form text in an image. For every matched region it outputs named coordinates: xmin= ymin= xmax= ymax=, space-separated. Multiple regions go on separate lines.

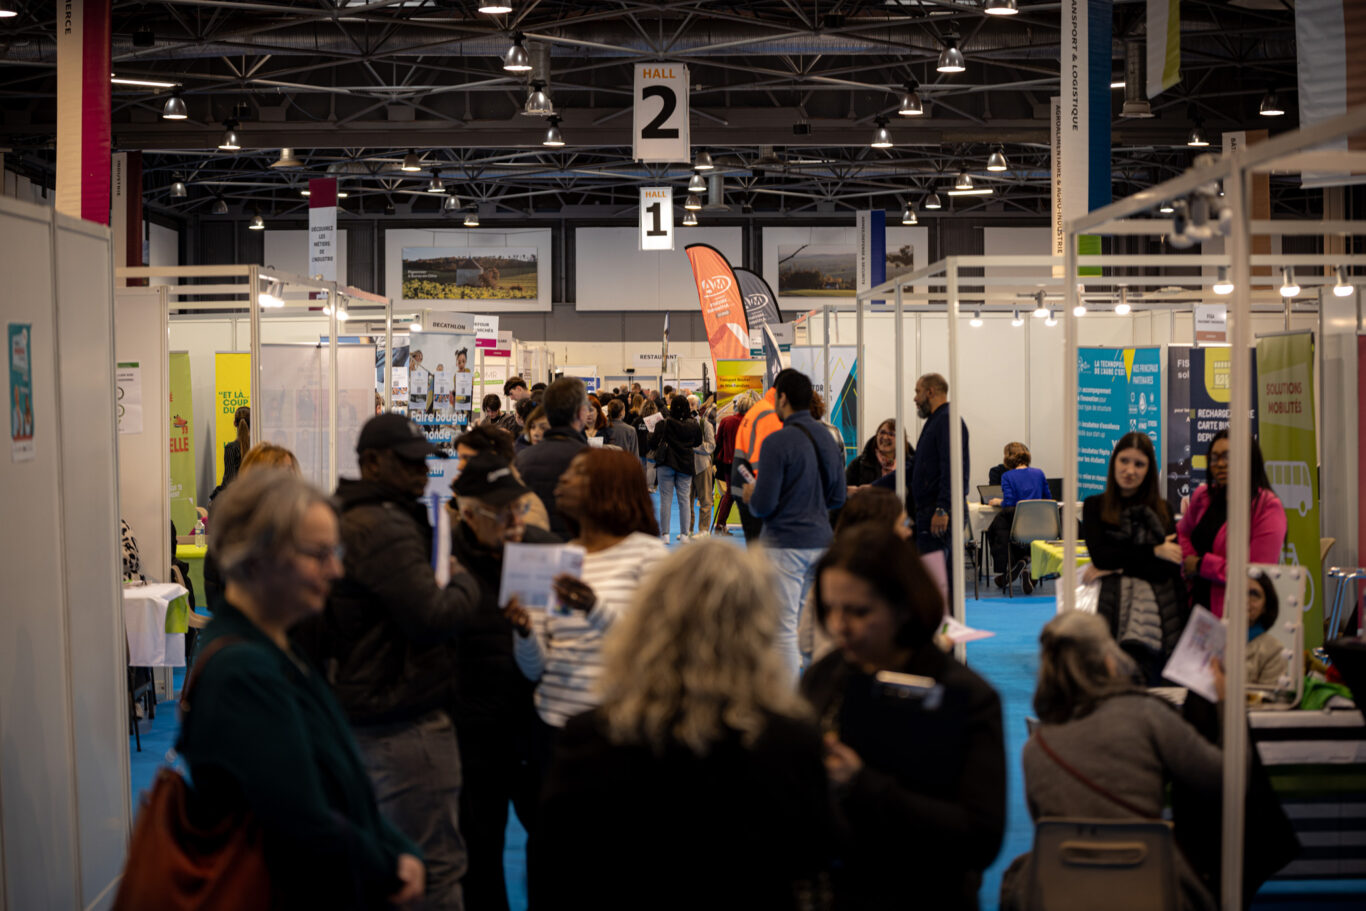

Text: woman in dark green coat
xmin=179 ymin=469 xmax=425 ymax=908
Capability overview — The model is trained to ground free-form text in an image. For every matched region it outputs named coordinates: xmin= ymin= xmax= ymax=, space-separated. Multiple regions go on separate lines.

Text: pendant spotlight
xmin=161 ymin=93 xmax=188 ymax=120
xmin=270 ymin=148 xmax=302 ymax=168
xmin=523 ymin=83 xmax=554 ymax=116
xmin=1187 ymin=125 xmax=1209 ymax=147
xmin=898 ymin=81 xmax=924 ymax=117
xmin=211 ymin=198 xmax=229 ymax=215
xmin=983 ymin=0 xmax=1019 ymax=14
xmin=218 ymin=119 xmax=241 ymax=151
xmin=1334 ymin=265 xmax=1354 ymax=297
xmin=248 ymin=213 xmax=265 ymax=231
xmin=1044 ymin=309 xmax=1058 ymax=327
xmin=1259 ymin=89 xmax=1285 ymax=117
xmin=464 ymin=211 xmax=480 ymax=228
xmin=687 ymin=173 xmax=707 ymax=193
xmin=1011 ymin=310 xmax=1024 ymax=327
xmin=692 ymin=149 xmax=715 ymax=171
xmin=682 ymin=210 xmax=699 ymax=227
xmin=870 ymin=117 xmax=893 ymax=149
xmin=1114 ymin=289 xmax=1131 ymax=315
xmin=427 ymin=173 xmax=447 ymax=194
xmin=684 ymin=193 xmax=703 ymax=211
xmin=502 ymin=36 xmax=532 ymax=73
xmin=986 ymin=147 xmax=1008 ymax=172
xmin=954 ymin=170 xmax=974 ymax=191
xmin=409 ymin=316 xmax=423 ymax=333
xmin=478 ymin=2 xmax=513 ymax=13
xmin=1279 ymin=268 xmax=1299 ymax=298
xmin=923 ymin=192 xmax=942 ymax=210
xmin=1213 ymin=267 xmax=1234 ymax=295
xmin=443 ymin=194 xmax=460 ymax=213
xmin=1032 ymin=292 xmax=1049 ymax=319
xmin=1158 ymin=201 xmax=1175 ymax=214
xmin=400 ymin=151 xmax=423 ymax=172
xmin=542 ymin=116 xmax=565 ymax=147
xmin=1073 ymin=303 xmax=1088 ymax=318
xmin=969 ymin=310 xmax=983 ymax=328
xmin=901 ymin=205 xmax=917 ymax=226
xmin=937 ymin=39 xmax=966 ymax=74
xmin=169 ymin=179 xmax=187 ymax=199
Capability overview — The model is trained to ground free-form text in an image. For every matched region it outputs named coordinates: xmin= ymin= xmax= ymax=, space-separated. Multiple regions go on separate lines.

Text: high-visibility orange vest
xmin=732 ymin=387 xmax=781 ymax=470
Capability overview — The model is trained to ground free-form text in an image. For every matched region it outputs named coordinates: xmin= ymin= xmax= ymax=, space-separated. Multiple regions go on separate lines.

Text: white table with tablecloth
xmin=122 ymin=582 xmax=189 ymax=667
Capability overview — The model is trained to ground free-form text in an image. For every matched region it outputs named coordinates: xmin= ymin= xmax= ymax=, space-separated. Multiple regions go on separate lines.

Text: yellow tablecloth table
xmin=1030 ymin=541 xmax=1091 ymax=580
xmin=175 ymin=542 xmax=207 ymax=604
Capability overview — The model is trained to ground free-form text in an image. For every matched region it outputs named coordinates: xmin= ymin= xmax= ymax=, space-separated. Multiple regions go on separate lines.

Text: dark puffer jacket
xmin=293 ymin=478 xmax=481 ymax=727
xmin=845 ymin=434 xmax=915 ymax=487
xmin=514 ymin=426 xmax=589 ymax=535
xmin=648 ymin=417 xmax=702 ymax=475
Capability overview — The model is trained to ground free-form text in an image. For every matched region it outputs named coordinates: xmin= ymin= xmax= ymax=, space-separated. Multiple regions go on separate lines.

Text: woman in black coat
xmin=845 ymin=418 xmax=914 ymax=489
xmin=802 ymin=526 xmax=1006 ymax=910
xmin=647 ymin=396 xmax=702 ymax=541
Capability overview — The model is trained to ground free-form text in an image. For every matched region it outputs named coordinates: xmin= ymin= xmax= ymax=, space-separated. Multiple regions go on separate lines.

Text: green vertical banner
xmin=168 ymin=351 xmax=197 ymax=533
xmin=1255 ymin=331 xmax=1321 ymax=647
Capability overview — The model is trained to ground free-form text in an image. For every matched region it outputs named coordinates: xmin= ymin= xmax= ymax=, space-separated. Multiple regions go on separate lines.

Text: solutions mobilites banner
xmin=684 ymin=244 xmax=753 ymax=376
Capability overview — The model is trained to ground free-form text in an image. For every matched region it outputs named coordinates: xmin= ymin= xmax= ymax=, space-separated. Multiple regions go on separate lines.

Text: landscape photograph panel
xmin=776 ymin=243 xmax=917 ymax=297
xmin=401 ymin=246 xmax=539 ymax=300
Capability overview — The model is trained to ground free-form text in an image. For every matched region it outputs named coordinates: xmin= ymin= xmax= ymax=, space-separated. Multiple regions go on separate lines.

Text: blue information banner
xmin=1077 ymin=347 xmax=1162 ymax=499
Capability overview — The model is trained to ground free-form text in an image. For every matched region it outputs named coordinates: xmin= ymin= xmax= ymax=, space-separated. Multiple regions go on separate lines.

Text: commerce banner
xmin=685 ymin=244 xmax=752 ymax=375
xmin=1077 ymin=347 xmax=1161 ymax=499
xmin=714 ymin=359 xmax=765 ymax=410
xmin=213 ymin=352 xmax=251 ymax=485
xmin=1257 ymin=331 xmax=1323 ymax=646
xmin=1165 ymin=346 xmax=1259 ymax=514
xmin=168 ymin=352 xmax=197 ymax=533
xmin=56 ymin=0 xmax=112 ymax=224
xmin=790 ymin=345 xmax=858 ymax=464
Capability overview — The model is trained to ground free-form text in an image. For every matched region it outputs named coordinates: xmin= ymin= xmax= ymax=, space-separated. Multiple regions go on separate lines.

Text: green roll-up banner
xmin=168 ymin=351 xmax=198 ymax=534
xmin=1255 ymin=331 xmax=1321 ymax=647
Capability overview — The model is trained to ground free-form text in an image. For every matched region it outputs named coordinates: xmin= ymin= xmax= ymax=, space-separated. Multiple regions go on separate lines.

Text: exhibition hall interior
xmin=2 ymin=1 xmax=1366 ymax=909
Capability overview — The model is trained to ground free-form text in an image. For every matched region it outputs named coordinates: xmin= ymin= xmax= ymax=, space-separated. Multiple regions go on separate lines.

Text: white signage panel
xmin=632 ymin=63 xmax=689 ymax=163
xmin=639 ymin=186 xmax=674 ymax=251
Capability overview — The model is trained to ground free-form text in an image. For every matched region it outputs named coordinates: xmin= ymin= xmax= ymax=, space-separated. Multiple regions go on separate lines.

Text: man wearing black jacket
xmin=448 ymin=453 xmax=560 ymax=911
xmin=513 ymin=377 xmax=590 ymax=535
xmin=911 ymin=374 xmax=970 ymax=595
xmin=300 ymin=413 xmax=482 ymax=911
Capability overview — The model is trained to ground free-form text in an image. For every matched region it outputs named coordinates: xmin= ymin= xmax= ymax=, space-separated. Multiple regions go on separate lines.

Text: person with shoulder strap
xmin=731 ymin=386 xmax=782 ymax=543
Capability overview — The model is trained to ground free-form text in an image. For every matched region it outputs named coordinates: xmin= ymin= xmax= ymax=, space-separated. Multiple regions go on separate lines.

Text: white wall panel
xmin=263 ymin=229 xmax=348 ymax=285
xmin=148 ymin=222 xmax=179 ymax=287
xmin=574 ymin=226 xmax=742 ymax=311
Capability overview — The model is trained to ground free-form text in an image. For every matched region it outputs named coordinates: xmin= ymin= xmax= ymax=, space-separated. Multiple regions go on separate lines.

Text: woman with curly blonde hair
xmin=531 ymin=539 xmax=834 ymax=909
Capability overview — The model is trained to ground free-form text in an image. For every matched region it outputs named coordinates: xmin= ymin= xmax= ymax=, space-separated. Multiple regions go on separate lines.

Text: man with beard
xmin=911 ymin=373 xmax=970 ymax=592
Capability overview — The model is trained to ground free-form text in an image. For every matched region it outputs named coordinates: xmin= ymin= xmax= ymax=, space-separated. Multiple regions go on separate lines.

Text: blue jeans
xmin=766 ymin=546 xmax=825 ymax=678
xmin=656 ymin=465 xmax=692 ymax=538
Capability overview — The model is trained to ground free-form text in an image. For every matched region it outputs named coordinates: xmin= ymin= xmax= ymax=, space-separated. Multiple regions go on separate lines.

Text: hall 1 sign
xmin=639 ymin=187 xmax=674 ymax=251
xmin=633 ymin=64 xmax=689 ymax=163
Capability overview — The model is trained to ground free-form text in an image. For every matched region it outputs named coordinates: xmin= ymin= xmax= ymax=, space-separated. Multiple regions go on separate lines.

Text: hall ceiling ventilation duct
xmin=705 ymin=173 xmax=729 ymax=212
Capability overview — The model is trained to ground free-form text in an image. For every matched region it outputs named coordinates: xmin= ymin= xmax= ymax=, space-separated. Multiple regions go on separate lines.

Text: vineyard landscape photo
xmin=776 ymin=242 xmax=916 ymax=298
xmin=401 ymin=247 xmax=539 ymax=301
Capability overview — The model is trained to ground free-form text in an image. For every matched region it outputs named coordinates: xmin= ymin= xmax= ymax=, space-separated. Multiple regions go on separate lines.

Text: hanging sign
xmin=308 ymin=178 xmax=338 ymax=283
xmin=639 ymin=186 xmax=675 ymax=251
xmin=474 ymin=314 xmax=500 ymax=349
xmin=633 ymin=63 xmax=689 ymax=163
xmin=56 ymin=0 xmax=112 ymax=224
xmin=1194 ymin=303 xmax=1227 ymax=345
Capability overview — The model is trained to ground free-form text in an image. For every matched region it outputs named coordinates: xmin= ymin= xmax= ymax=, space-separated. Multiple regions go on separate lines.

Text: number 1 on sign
xmin=645 ymin=202 xmax=666 ymax=237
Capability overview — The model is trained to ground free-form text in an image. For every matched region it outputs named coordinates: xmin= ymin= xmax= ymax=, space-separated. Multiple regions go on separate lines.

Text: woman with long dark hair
xmin=1176 ymin=428 xmax=1286 ymax=617
xmin=648 ymin=395 xmax=702 ymax=541
xmin=221 ymin=405 xmax=251 ymax=486
xmin=1081 ymin=432 xmax=1188 ymax=684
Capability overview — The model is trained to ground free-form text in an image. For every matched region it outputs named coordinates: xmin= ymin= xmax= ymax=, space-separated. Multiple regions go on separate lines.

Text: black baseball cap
xmin=356 ymin=413 xmax=444 ymax=461
xmin=451 ymin=453 xmax=529 ymax=507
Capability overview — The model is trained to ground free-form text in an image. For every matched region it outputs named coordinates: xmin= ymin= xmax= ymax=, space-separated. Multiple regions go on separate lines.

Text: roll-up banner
xmin=213 ymin=352 xmax=251 ymax=485
xmin=1077 ymin=347 xmax=1161 ymax=499
xmin=714 ymin=359 xmax=765 ymax=410
xmin=1165 ymin=346 xmax=1259 ymax=515
xmin=790 ymin=345 xmax=859 ymax=464
xmin=56 ymin=0 xmax=112 ymax=224
xmin=168 ymin=352 xmax=197 ymax=534
xmin=685 ymin=244 xmax=752 ymax=376
xmin=1256 ymin=331 xmax=1323 ymax=647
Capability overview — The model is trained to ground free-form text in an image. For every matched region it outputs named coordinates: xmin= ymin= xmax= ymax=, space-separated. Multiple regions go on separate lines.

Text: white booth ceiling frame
xmin=1064 ymin=104 xmax=1366 ymax=911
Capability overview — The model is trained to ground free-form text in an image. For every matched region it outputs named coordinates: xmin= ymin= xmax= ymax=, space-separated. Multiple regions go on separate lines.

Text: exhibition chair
xmin=1026 ymin=817 xmax=1179 ymax=911
xmin=1006 ymin=500 xmax=1061 ymax=598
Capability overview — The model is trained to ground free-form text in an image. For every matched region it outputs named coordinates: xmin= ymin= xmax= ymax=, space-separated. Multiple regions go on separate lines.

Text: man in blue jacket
xmin=911 ymin=373 xmax=970 ymax=595
xmin=742 ymin=369 xmax=846 ymax=676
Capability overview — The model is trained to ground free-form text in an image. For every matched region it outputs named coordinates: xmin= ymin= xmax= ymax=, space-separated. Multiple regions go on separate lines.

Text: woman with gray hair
xmin=176 ymin=470 xmax=426 ymax=908
xmin=532 ymin=539 xmax=834 ymax=908
xmin=1000 ymin=611 xmax=1225 ymax=911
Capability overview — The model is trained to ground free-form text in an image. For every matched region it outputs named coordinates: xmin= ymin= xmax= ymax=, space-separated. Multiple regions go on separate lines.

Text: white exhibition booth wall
xmin=0 ymin=197 xmax=130 ymax=910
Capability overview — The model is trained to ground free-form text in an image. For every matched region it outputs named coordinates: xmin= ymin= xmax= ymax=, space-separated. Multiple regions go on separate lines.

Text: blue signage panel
xmin=1077 ymin=347 xmax=1162 ymax=499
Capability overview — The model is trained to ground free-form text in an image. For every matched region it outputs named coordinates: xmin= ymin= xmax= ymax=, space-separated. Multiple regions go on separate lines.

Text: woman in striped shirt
xmin=510 ymin=449 xmax=665 ymax=732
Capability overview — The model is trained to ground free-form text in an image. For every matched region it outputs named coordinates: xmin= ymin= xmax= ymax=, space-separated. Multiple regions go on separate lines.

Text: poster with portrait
xmin=408 ymin=320 xmax=478 ymax=506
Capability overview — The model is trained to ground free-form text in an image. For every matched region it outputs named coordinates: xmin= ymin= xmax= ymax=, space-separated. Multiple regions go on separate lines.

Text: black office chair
xmin=1006 ymin=500 xmax=1062 ymax=598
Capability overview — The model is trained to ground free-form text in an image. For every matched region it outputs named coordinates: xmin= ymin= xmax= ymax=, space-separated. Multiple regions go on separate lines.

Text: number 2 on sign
xmin=641 ymin=86 xmax=678 ymax=139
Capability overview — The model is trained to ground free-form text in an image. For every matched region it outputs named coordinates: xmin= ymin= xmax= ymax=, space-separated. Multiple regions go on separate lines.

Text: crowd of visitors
xmin=123 ymin=368 xmax=1296 ymax=911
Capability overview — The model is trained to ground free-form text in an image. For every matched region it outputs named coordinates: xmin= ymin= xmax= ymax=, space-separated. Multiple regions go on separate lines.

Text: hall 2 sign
xmin=639 ymin=187 xmax=674 ymax=251
xmin=633 ymin=64 xmax=689 ymax=163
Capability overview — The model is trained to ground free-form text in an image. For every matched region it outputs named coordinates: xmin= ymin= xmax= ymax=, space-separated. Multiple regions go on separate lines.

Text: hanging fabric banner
xmin=309 ymin=177 xmax=338 ymax=283
xmin=685 ymin=244 xmax=752 ymax=375
xmin=1146 ymin=0 xmax=1181 ymax=98
xmin=1076 ymin=347 xmax=1162 ymax=499
xmin=1294 ymin=0 xmax=1366 ymax=187
xmin=856 ymin=210 xmax=886 ymax=307
xmin=56 ymin=0 xmax=112 ymax=224
xmin=1056 ymin=0 xmax=1111 ymax=276
xmin=1256 ymin=331 xmax=1323 ymax=647
xmin=213 ymin=352 xmax=251 ymax=485
xmin=168 ymin=352 xmax=197 ymax=533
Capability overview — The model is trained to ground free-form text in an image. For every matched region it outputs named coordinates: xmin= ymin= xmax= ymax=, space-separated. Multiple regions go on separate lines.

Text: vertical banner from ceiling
xmin=213 ymin=352 xmax=251 ymax=485
xmin=168 ymin=351 xmax=197 ymax=533
xmin=684 ymin=244 xmax=752 ymax=376
xmin=639 ymin=186 xmax=674 ymax=251
xmin=309 ymin=178 xmax=338 ymax=283
xmin=1059 ymin=0 xmax=1112 ymax=276
xmin=1256 ymin=331 xmax=1323 ymax=647
xmin=56 ymin=0 xmax=112 ymax=224
xmin=856 ymin=210 xmax=886 ymax=307
xmin=1076 ymin=347 xmax=1162 ymax=499
xmin=1294 ymin=0 xmax=1366 ymax=187
xmin=111 ymin=151 xmax=144 ymax=286
xmin=1146 ymin=0 xmax=1181 ymax=98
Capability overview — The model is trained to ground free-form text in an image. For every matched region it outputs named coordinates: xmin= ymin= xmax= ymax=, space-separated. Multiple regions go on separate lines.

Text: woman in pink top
xmin=1176 ymin=429 xmax=1287 ymax=617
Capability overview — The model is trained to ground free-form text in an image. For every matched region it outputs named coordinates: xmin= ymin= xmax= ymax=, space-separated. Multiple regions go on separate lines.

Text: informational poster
xmin=1076 ymin=347 xmax=1161 ymax=499
xmin=8 ymin=323 xmax=34 ymax=462
xmin=714 ymin=359 xmax=765 ymax=410
xmin=116 ymin=362 xmax=143 ymax=434
xmin=790 ymin=345 xmax=859 ymax=464
xmin=1165 ymin=346 xmax=1259 ymax=514
xmin=1194 ymin=304 xmax=1227 ymax=345
xmin=1256 ymin=331 xmax=1322 ymax=646
xmin=474 ymin=314 xmax=499 ymax=349
xmin=168 ymin=352 xmax=197 ymax=533
xmin=213 ymin=352 xmax=251 ymax=485
xmin=408 ymin=322 xmax=478 ymax=508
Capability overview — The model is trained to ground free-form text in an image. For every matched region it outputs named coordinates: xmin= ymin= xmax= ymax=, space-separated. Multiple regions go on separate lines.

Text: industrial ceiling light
xmin=684 ymin=193 xmax=703 ymax=211
xmin=248 ymin=213 xmax=265 ymax=230
xmin=983 ymin=0 xmax=1019 ymax=14
xmin=211 ymin=198 xmax=228 ymax=215
xmin=1032 ymin=293 xmax=1049 ymax=319
xmin=1158 ymin=201 xmax=1175 ymax=214
xmin=1213 ymin=266 xmax=1234 ymax=295
xmin=682 ymin=210 xmax=698 ymax=226
xmin=0 ymin=1 xmax=18 ymax=18
xmin=901 ymin=205 xmax=917 ymax=225
xmin=924 ymin=191 xmax=942 ymax=210
xmin=110 ymin=75 xmax=178 ymax=88
xmin=693 ymin=149 xmax=715 ymax=171
xmin=300 ymin=189 xmax=310 ymax=196
xmin=1279 ymin=268 xmax=1299 ymax=298
xmin=270 ymin=148 xmax=302 ymax=168
xmin=937 ymin=39 xmax=966 ymax=74
xmin=986 ymin=147 xmax=1008 ymax=172
xmin=870 ymin=117 xmax=893 ymax=149
xmin=400 ymin=151 xmax=422 ymax=172
xmin=1114 ymin=289 xmax=1131 ymax=315
xmin=687 ymin=173 xmax=707 ymax=193
xmin=1011 ymin=309 xmax=1024 ymax=327
xmin=169 ymin=178 xmax=187 ymax=198
xmin=542 ymin=115 xmax=565 ymax=147
xmin=443 ymin=194 xmax=460 ymax=213
xmin=523 ymin=82 xmax=553 ymax=116
xmin=409 ymin=316 xmax=423 ymax=333
xmin=427 ymin=173 xmax=447 ymax=193
xmin=1334 ymin=265 xmax=1354 ymax=297
xmin=161 ymin=93 xmax=188 ymax=120
xmin=1186 ymin=125 xmax=1209 ymax=147
xmin=954 ymin=170 xmax=974 ymax=190
xmin=502 ymin=36 xmax=532 ymax=73
xmin=1044 ymin=309 xmax=1058 ymax=327
xmin=218 ymin=120 xmax=241 ymax=151
xmin=898 ymin=81 xmax=923 ymax=116
xmin=1259 ymin=89 xmax=1285 ymax=117
xmin=464 ymin=211 xmax=480 ymax=227
xmin=478 ymin=2 xmax=513 ymax=13
xmin=969 ymin=310 xmax=983 ymax=328
xmin=1073 ymin=303 xmax=1088 ymax=317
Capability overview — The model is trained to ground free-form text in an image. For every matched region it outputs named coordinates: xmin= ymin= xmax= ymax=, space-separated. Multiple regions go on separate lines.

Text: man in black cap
xmin=514 ymin=376 xmax=590 ymax=536
xmin=299 ymin=413 xmax=481 ymax=911
xmin=448 ymin=452 xmax=559 ymax=911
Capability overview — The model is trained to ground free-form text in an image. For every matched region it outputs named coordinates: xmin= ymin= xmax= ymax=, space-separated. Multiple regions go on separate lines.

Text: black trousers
xmin=987 ymin=507 xmax=1017 ymax=573
xmin=455 ymin=720 xmax=538 ymax=911
xmin=737 ymin=498 xmax=763 ymax=544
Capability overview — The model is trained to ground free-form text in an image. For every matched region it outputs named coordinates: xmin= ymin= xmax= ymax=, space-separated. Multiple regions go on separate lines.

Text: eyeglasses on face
xmin=1208 ymin=452 xmax=1230 ymax=465
xmin=296 ymin=543 xmax=345 ymax=564
xmin=470 ymin=501 xmax=531 ymax=525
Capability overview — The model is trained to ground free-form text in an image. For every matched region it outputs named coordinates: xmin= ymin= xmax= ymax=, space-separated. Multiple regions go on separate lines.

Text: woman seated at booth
xmin=1176 ymin=429 xmax=1286 ymax=618
xmin=802 ymin=526 xmax=1006 ymax=910
xmin=987 ymin=442 xmax=1050 ymax=591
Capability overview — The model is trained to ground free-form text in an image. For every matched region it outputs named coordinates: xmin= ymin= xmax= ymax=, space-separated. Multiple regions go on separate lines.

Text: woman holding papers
xmin=802 ymin=526 xmax=1006 ymax=911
